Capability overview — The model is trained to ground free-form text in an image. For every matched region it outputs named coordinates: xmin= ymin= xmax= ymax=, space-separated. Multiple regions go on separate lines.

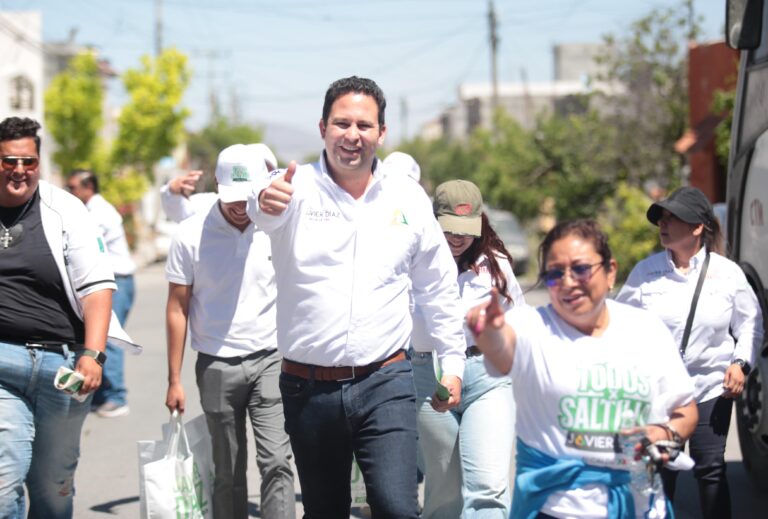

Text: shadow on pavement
xmin=90 ymin=496 xmax=139 ymax=513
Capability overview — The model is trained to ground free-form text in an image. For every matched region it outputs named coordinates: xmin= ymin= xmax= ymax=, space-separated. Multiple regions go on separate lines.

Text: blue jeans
xmin=279 ymin=357 xmax=419 ymax=519
xmin=0 ymin=341 xmax=93 ymax=519
xmin=94 ymin=274 xmax=135 ymax=407
xmin=412 ymin=350 xmax=514 ymax=519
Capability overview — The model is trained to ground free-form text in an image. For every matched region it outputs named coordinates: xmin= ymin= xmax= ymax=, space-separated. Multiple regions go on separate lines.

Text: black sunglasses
xmin=1 ymin=156 xmax=39 ymax=171
xmin=541 ymin=262 xmax=604 ymax=287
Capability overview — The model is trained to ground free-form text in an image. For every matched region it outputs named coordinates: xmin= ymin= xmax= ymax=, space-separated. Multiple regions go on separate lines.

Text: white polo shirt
xmin=617 ymin=247 xmax=763 ymax=402
xmin=159 ymin=184 xmax=217 ymax=223
xmin=86 ymin=194 xmax=136 ymax=276
xmin=247 ymin=154 xmax=466 ymax=378
xmin=165 ymin=202 xmax=276 ymax=357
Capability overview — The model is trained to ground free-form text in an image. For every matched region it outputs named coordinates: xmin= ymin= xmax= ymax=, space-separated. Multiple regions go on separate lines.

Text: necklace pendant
xmin=0 ymin=228 xmax=11 ymax=248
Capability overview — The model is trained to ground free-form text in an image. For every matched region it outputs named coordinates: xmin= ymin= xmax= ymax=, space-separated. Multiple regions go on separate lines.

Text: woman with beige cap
xmin=410 ymin=179 xmax=524 ymax=518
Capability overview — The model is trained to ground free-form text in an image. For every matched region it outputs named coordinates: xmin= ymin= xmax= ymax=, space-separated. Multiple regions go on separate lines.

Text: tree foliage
xmin=44 ymin=51 xmax=103 ymax=174
xmin=598 ymin=183 xmax=659 ymax=281
xmin=111 ymin=48 xmax=191 ymax=177
xmin=712 ymin=87 xmax=736 ymax=168
xmin=595 ymin=0 xmax=697 ymax=191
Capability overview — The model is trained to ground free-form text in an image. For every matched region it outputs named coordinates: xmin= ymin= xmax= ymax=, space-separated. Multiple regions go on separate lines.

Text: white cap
xmin=215 ymin=144 xmax=269 ymax=203
xmin=247 ymin=143 xmax=278 ymax=171
xmin=383 ymin=151 xmax=421 ymax=182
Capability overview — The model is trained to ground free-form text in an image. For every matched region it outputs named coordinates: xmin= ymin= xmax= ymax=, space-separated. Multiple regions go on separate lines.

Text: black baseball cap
xmin=647 ymin=186 xmax=715 ymax=227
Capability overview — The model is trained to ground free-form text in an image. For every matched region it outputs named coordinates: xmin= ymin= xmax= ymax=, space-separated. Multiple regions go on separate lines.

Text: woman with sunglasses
xmin=410 ymin=180 xmax=524 ymax=518
xmin=466 ymin=219 xmax=698 ymax=519
xmin=616 ymin=187 xmax=763 ymax=519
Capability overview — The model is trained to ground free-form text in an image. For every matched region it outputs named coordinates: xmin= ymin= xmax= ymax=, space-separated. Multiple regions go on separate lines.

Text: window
xmin=9 ymin=75 xmax=34 ymax=110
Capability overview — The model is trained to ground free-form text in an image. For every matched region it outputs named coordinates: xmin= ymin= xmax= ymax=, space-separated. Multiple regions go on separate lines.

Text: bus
xmin=726 ymin=0 xmax=768 ymax=488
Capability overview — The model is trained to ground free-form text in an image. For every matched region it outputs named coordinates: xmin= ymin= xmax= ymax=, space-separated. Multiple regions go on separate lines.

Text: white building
xmin=0 ymin=11 xmax=50 ymax=177
xmin=425 ymin=43 xmax=621 ymax=141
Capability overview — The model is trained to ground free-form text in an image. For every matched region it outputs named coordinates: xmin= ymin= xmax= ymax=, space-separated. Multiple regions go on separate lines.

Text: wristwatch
xmin=732 ymin=358 xmax=751 ymax=375
xmin=82 ymin=349 xmax=107 ymax=367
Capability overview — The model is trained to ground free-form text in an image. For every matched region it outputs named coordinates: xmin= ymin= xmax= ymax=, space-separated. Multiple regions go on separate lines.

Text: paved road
xmin=71 ymin=263 xmax=767 ymax=518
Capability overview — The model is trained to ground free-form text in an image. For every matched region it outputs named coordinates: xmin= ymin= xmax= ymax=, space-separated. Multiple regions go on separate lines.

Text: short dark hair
xmin=538 ymin=219 xmax=613 ymax=276
xmin=0 ymin=117 xmax=41 ymax=153
xmin=322 ymin=76 xmax=386 ymax=127
xmin=69 ymin=169 xmax=100 ymax=193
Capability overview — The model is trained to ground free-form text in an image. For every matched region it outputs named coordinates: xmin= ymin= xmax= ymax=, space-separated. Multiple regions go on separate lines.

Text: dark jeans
xmin=662 ymin=395 xmax=733 ymax=519
xmin=280 ymin=358 xmax=419 ymax=519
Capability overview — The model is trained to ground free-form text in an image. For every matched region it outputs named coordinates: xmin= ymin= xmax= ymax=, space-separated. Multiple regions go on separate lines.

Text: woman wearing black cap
xmin=617 ymin=186 xmax=764 ymax=519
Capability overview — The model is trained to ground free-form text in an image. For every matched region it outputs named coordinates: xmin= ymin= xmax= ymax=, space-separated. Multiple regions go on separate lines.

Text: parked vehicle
xmin=725 ymin=0 xmax=768 ymax=489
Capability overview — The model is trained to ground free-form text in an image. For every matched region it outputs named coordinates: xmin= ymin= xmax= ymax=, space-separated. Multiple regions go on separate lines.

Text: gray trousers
xmin=195 ymin=349 xmax=295 ymax=519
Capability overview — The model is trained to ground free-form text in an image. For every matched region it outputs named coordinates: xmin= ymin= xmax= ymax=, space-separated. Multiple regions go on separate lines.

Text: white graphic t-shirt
xmin=507 ymin=299 xmax=694 ymax=519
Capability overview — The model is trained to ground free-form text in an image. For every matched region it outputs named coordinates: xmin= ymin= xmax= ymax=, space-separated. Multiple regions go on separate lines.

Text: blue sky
xmin=1 ymin=0 xmax=726 ymax=156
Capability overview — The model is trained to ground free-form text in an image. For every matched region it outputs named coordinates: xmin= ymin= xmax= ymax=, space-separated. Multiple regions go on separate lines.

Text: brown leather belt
xmin=466 ymin=345 xmax=483 ymax=357
xmin=281 ymin=350 xmax=407 ymax=382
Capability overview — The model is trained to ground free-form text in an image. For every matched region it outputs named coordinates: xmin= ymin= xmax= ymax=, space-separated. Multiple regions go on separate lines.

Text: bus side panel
xmin=739 ymin=131 xmax=768 ymax=275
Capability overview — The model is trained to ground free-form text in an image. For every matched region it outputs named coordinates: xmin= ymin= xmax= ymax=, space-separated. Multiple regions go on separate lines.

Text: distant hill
xmin=260 ymin=122 xmax=320 ymax=165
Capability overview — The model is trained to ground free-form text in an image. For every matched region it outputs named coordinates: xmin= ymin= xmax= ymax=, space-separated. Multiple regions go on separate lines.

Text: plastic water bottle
xmin=619 ymin=411 xmax=663 ymax=498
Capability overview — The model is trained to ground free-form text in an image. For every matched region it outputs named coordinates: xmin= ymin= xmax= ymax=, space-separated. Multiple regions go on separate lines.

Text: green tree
xmin=44 ymin=51 xmax=103 ymax=174
xmin=599 ymin=182 xmax=659 ymax=281
xmin=186 ymin=116 xmax=265 ymax=191
xmin=396 ymin=136 xmax=474 ymax=193
xmin=111 ymin=48 xmax=191 ymax=177
xmin=529 ymin=109 xmax=620 ymax=222
xmin=595 ymin=0 xmax=698 ymax=191
xmin=712 ymin=87 xmax=736 ymax=168
xmin=468 ymin=113 xmax=545 ymax=221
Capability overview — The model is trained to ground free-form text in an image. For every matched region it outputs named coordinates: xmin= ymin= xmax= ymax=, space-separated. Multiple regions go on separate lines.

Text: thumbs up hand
xmin=258 ymin=161 xmax=296 ymax=216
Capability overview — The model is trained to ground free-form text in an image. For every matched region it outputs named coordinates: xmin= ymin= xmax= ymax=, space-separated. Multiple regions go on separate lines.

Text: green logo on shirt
xmin=97 ymin=237 xmax=105 ymax=253
xmin=391 ymin=209 xmax=408 ymax=226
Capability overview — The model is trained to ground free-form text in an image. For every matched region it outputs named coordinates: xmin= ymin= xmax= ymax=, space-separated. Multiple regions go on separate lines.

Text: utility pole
xmin=685 ymin=0 xmax=696 ymax=41
xmin=487 ymin=0 xmax=499 ymax=133
xmin=155 ymin=0 xmax=163 ymax=56
xmin=520 ymin=67 xmax=533 ymax=130
xmin=230 ymin=87 xmax=241 ymax=125
xmin=400 ymin=96 xmax=409 ymax=142
xmin=191 ymin=49 xmax=224 ymax=122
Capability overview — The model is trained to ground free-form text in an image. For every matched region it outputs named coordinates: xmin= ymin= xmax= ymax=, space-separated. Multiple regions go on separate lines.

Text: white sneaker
xmin=96 ymin=402 xmax=130 ymax=418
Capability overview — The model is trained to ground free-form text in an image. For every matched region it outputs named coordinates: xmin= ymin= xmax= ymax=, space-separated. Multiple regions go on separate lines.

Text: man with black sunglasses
xmin=0 ymin=116 xmax=136 ymax=518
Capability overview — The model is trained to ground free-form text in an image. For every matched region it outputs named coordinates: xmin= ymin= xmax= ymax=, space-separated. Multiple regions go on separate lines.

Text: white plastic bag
xmin=138 ymin=411 xmax=212 ymax=519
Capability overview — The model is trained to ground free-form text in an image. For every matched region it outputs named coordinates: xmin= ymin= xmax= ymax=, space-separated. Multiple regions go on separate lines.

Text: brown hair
xmin=455 ymin=213 xmax=517 ymax=303
xmin=702 ymin=218 xmax=725 ymax=255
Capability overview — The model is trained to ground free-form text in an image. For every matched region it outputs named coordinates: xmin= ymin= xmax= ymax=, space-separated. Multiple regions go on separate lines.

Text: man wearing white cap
xmin=160 ymin=143 xmax=278 ymax=223
xmin=164 ymin=144 xmax=295 ymax=519
xmin=383 ymin=151 xmax=421 ymax=182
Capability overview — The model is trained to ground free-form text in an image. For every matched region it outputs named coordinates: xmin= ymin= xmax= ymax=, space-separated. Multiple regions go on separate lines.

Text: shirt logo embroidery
xmin=97 ymin=237 xmax=105 ymax=253
xmin=305 ymin=207 xmax=341 ymax=222
xmin=391 ymin=209 xmax=408 ymax=226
